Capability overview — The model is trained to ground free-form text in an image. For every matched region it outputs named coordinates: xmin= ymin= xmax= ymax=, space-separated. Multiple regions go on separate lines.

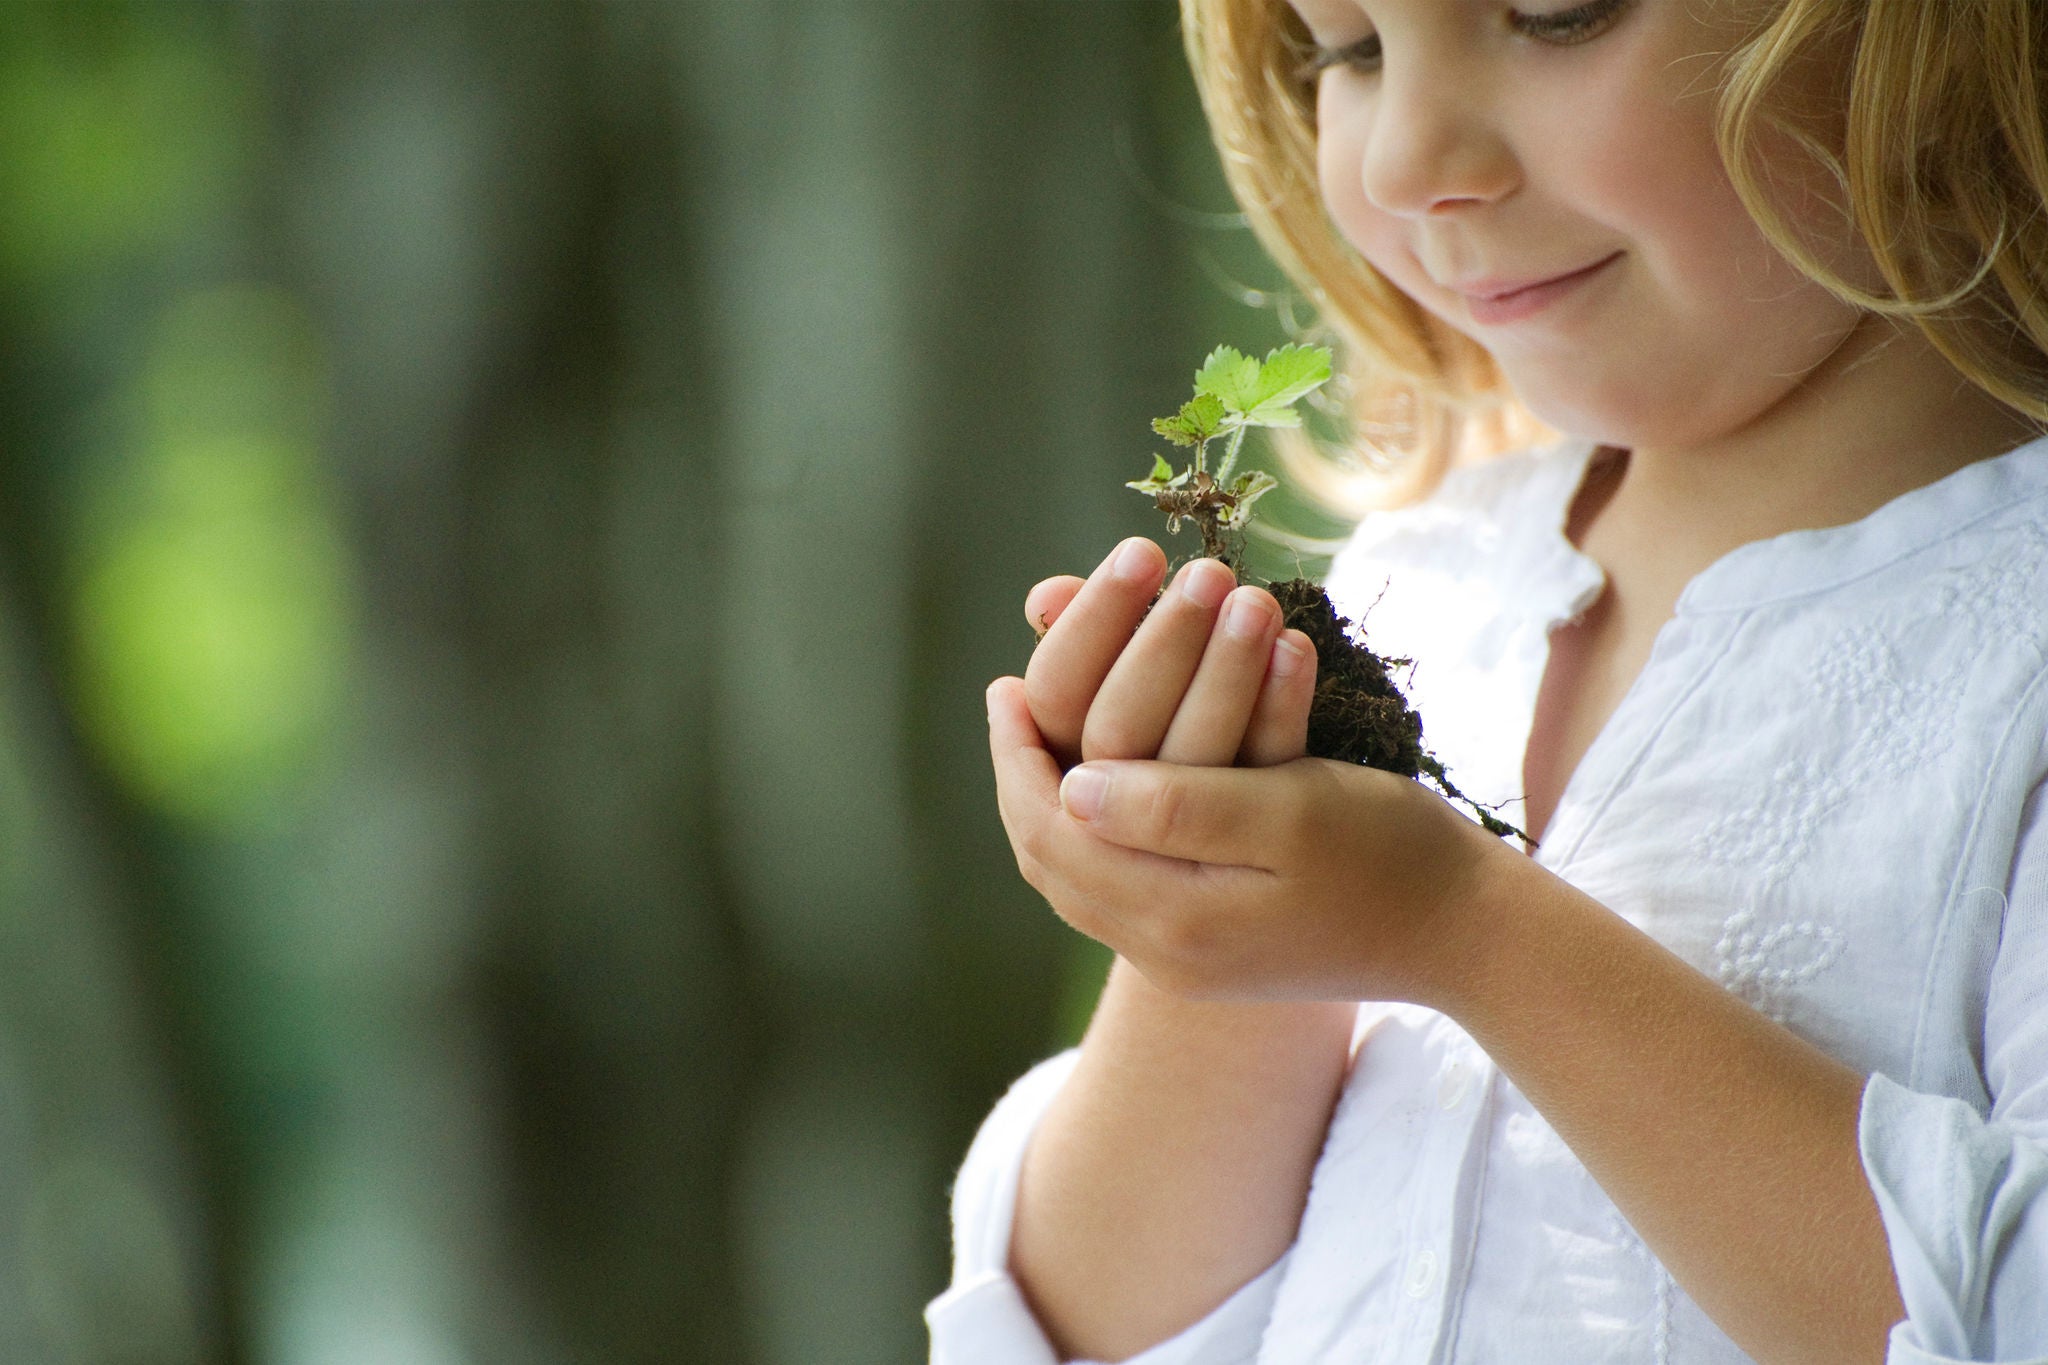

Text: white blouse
xmin=928 ymin=435 xmax=2048 ymax=1365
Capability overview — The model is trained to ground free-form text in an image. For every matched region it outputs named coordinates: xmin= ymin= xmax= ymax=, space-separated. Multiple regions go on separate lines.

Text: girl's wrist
xmin=1408 ymin=824 xmax=1556 ymax=1020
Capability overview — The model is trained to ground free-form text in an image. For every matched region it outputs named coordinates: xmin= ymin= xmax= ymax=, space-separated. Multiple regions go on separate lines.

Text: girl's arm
xmin=1007 ymin=753 xmax=1907 ymax=1365
xmin=1448 ymin=857 xmax=1903 ymax=1365
xmin=995 ymin=546 xmax=1353 ymax=1361
xmin=1008 ymin=961 xmax=1355 ymax=1361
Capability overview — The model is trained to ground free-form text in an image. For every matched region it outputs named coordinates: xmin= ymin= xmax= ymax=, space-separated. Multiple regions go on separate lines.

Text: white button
xmin=1437 ymin=1061 xmax=1470 ymax=1111
xmin=1403 ymin=1248 xmax=1438 ymax=1298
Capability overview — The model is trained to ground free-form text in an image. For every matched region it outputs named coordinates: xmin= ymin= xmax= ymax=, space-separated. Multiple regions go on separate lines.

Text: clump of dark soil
xmin=1267 ymin=576 xmax=1527 ymax=843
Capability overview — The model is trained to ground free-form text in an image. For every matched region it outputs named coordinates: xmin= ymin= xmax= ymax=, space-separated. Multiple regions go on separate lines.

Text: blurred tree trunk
xmin=678 ymin=4 xmax=1212 ymax=1361
xmin=245 ymin=2 xmax=762 ymax=1358
xmin=2 ymin=1 xmax=1261 ymax=1361
xmin=248 ymin=1 xmax=1223 ymax=1359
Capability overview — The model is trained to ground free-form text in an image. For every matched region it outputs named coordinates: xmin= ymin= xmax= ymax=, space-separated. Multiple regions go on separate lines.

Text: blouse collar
xmin=1513 ymin=432 xmax=2048 ymax=620
xmin=1677 ymin=431 xmax=2048 ymax=614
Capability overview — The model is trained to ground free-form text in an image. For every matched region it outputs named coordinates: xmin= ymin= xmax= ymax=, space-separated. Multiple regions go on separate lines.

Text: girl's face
xmin=1289 ymin=0 xmax=1863 ymax=452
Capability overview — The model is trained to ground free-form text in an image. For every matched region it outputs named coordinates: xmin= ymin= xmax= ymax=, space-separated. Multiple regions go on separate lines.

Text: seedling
xmin=1130 ymin=343 xmax=1528 ymax=843
xmin=1127 ymin=343 xmax=1327 ymax=570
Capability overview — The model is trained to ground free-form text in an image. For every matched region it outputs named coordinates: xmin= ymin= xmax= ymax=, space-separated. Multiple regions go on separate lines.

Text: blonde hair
xmin=1180 ymin=0 xmax=2048 ymax=510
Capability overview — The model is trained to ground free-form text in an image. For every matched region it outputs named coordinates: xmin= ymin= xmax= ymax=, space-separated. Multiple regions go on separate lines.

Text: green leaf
xmin=1152 ymin=392 xmax=1225 ymax=447
xmin=1125 ymin=453 xmax=1180 ymax=494
xmin=1191 ymin=345 xmax=1260 ymax=412
xmin=1239 ymin=343 xmax=1334 ymax=428
xmin=1228 ymin=469 xmax=1280 ymax=500
xmin=1219 ymin=470 xmax=1279 ymax=528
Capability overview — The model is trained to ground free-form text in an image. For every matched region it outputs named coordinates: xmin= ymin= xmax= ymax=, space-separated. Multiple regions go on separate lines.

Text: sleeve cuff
xmin=948 ymin=1050 xmax=1085 ymax=1281
xmin=1883 ymin=1318 xmax=2048 ymax=1365
xmin=1860 ymin=1072 xmax=2048 ymax=1362
xmin=928 ymin=1047 xmax=1287 ymax=1363
xmin=926 ymin=1272 xmax=1062 ymax=1365
xmin=926 ymin=1256 xmax=1289 ymax=1365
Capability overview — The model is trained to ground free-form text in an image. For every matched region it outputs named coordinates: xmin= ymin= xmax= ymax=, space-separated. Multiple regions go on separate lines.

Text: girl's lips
xmin=1462 ymin=252 xmax=1622 ymax=325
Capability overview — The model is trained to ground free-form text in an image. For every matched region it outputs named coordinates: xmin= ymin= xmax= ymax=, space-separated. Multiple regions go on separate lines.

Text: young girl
xmin=929 ymin=0 xmax=2048 ymax=1361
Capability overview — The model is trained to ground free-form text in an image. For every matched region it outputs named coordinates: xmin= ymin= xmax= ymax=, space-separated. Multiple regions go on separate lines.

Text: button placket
xmin=1384 ymin=1031 xmax=1496 ymax=1363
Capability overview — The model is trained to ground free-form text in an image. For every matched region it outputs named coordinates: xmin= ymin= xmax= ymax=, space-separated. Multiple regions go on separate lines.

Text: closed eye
xmin=1293 ymin=0 xmax=1634 ymax=84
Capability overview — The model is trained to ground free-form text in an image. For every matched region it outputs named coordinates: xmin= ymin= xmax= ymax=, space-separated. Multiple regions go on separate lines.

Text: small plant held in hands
xmin=1127 ymin=343 xmax=1329 ymax=570
xmin=1129 ymin=343 xmax=1528 ymax=843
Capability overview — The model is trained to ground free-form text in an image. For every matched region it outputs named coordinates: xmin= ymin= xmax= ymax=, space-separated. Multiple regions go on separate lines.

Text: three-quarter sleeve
xmin=925 ymin=1048 xmax=1289 ymax=1365
xmin=1859 ymin=780 xmax=2048 ymax=1364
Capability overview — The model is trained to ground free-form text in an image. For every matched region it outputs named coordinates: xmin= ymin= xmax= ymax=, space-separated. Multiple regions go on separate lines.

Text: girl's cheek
xmin=1313 ymin=105 xmax=1354 ymax=233
xmin=1317 ymin=125 xmax=1388 ymax=267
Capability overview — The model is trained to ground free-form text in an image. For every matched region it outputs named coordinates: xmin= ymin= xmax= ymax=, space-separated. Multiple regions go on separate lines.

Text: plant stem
xmin=1217 ymin=425 xmax=1247 ymax=485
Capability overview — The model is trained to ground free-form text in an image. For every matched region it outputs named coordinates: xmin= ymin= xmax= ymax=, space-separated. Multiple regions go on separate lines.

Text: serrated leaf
xmin=1236 ymin=343 xmax=1334 ymax=427
xmin=1191 ymin=345 xmax=1260 ymax=412
xmin=1159 ymin=392 xmax=1226 ymax=445
xmin=1240 ymin=407 xmax=1303 ymax=431
xmin=1250 ymin=344 xmax=1333 ymax=406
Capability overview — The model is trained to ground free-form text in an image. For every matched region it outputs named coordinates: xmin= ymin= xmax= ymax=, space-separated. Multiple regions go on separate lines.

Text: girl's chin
xmin=1496 ymin=367 xmax=1652 ymax=438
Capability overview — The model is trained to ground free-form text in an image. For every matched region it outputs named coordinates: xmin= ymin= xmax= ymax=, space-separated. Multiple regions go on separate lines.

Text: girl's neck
xmin=1573 ymin=313 xmax=2046 ymax=589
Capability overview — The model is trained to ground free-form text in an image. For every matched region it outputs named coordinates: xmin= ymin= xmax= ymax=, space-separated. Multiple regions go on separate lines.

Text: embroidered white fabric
xmin=927 ymin=435 xmax=2048 ymax=1364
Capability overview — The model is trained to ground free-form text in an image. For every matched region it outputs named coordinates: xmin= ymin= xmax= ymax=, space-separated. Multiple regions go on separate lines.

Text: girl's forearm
xmin=1439 ymin=856 xmax=1905 ymax=1365
xmin=1009 ymin=955 xmax=1355 ymax=1362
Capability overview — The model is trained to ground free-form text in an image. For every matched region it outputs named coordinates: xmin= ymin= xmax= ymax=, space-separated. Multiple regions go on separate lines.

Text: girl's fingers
xmin=1025 ymin=575 xmax=1086 ymax=638
xmin=1156 ymin=586 xmax=1285 ymax=767
xmin=1023 ymin=538 xmax=1167 ymax=765
xmin=1238 ymin=629 xmax=1316 ymax=768
xmin=987 ymin=675 xmax=1065 ymax=835
xmin=987 ymin=674 xmax=1178 ymax=952
xmin=1083 ymin=557 xmax=1237 ymax=762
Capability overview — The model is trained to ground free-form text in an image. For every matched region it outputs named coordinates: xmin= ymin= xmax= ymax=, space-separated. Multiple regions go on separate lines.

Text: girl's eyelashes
xmin=1293 ymin=0 xmax=1634 ymax=82
xmin=1514 ymin=0 xmax=1633 ymax=43
xmin=1295 ymin=33 xmax=1380 ymax=82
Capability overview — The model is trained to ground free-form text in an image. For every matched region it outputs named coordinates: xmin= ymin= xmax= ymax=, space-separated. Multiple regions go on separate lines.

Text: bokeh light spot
xmin=68 ymin=287 xmax=353 ymax=828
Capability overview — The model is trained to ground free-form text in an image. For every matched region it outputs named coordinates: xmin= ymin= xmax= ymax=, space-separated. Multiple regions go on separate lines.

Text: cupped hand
xmin=1020 ymin=537 xmax=1315 ymax=770
xmin=988 ymin=681 xmax=1517 ymax=1003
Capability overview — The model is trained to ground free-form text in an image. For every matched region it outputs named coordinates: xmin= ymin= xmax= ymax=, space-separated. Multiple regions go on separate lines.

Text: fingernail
xmin=1111 ymin=539 xmax=1153 ymax=584
xmin=1271 ymin=634 xmax=1309 ymax=678
xmin=1223 ymin=590 xmax=1269 ymax=640
xmin=1177 ymin=560 xmax=1230 ymax=611
xmin=1060 ymin=765 xmax=1108 ymax=821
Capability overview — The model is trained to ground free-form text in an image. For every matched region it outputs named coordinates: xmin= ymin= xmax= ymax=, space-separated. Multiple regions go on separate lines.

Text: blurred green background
xmin=0 ymin=2 xmax=1342 ymax=1361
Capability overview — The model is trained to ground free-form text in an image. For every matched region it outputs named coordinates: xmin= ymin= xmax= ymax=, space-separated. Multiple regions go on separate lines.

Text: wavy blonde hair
xmin=1180 ymin=0 xmax=2048 ymax=510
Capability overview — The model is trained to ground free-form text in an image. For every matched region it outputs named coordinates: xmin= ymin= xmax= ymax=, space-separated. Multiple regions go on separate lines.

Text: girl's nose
xmin=1357 ymin=71 xmax=1518 ymax=217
